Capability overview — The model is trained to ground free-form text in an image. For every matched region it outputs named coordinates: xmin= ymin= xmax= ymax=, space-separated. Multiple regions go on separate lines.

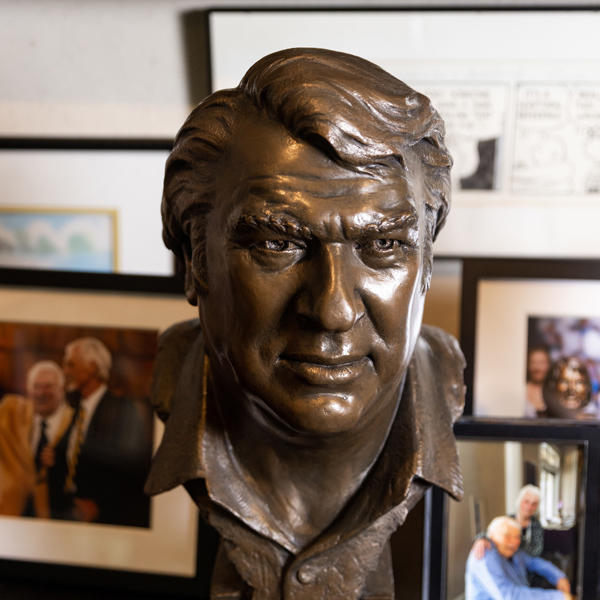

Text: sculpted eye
xmin=355 ymin=236 xmax=415 ymax=268
xmin=361 ymin=239 xmax=404 ymax=252
xmin=247 ymin=238 xmax=306 ymax=270
xmin=257 ymin=240 xmax=303 ymax=252
xmin=372 ymin=239 xmax=398 ymax=251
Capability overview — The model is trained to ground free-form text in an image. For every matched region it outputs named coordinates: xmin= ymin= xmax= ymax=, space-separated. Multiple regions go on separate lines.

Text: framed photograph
xmin=0 ymin=138 xmax=183 ymax=292
xmin=461 ymin=258 xmax=600 ymax=417
xmin=425 ymin=420 xmax=600 ymax=600
xmin=0 ymin=285 xmax=217 ymax=596
xmin=206 ymin=7 xmax=600 ymax=259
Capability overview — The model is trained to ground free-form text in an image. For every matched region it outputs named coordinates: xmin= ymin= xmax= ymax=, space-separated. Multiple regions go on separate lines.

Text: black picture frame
xmin=460 ymin=258 xmax=600 ymax=417
xmin=425 ymin=419 xmax=600 ymax=600
xmin=0 ymin=138 xmax=184 ymax=295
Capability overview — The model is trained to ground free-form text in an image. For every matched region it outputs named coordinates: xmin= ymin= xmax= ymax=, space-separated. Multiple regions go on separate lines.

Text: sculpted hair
xmin=163 ymin=48 xmax=453 ymax=300
xmin=66 ymin=337 xmax=112 ymax=383
xmin=27 ymin=360 xmax=65 ymax=393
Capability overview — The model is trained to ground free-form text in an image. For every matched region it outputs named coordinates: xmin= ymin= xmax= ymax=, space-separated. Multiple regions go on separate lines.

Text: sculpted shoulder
xmin=151 ymin=319 xmax=204 ymax=423
xmin=417 ymin=324 xmax=466 ymax=421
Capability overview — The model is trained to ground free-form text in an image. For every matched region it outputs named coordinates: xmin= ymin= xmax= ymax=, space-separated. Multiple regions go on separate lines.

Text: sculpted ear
xmin=182 ymin=250 xmax=199 ymax=306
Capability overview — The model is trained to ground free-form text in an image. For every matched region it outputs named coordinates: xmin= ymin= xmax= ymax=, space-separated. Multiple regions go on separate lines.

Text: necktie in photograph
xmin=65 ymin=406 xmax=86 ymax=494
xmin=34 ymin=419 xmax=48 ymax=471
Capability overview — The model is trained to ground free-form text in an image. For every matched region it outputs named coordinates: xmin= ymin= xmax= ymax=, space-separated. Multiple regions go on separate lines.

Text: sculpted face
xmin=545 ymin=359 xmax=591 ymax=418
xmin=555 ymin=363 xmax=590 ymax=409
xmin=195 ymin=112 xmax=427 ymax=438
xmin=30 ymin=369 xmax=63 ymax=418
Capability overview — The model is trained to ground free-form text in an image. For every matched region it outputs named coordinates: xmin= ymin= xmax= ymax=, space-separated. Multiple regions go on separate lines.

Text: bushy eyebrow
xmin=232 ymin=212 xmax=419 ymax=240
xmin=233 ymin=214 xmax=313 ymax=240
xmin=360 ymin=213 xmax=419 ymax=235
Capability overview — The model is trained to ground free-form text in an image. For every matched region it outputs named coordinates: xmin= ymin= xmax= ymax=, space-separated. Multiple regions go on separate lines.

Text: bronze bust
xmin=542 ymin=356 xmax=592 ymax=419
xmin=146 ymin=48 xmax=465 ymax=600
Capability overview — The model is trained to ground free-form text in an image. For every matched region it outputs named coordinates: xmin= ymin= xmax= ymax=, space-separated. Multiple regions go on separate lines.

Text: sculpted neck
xmin=210 ymin=370 xmax=403 ymax=550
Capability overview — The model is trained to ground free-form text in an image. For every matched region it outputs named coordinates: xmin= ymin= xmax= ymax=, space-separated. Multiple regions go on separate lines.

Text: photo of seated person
xmin=0 ymin=361 xmax=73 ymax=518
xmin=466 ymin=516 xmax=574 ymax=600
xmin=472 ymin=485 xmax=544 ymax=561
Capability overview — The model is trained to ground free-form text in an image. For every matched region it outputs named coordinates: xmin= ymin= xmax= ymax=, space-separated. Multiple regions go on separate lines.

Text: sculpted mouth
xmin=279 ymin=354 xmax=371 ymax=385
xmin=559 ymin=396 xmax=583 ymax=409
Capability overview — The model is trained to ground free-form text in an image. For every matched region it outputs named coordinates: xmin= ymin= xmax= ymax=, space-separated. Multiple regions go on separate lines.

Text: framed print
xmin=0 ymin=207 xmax=117 ymax=273
xmin=461 ymin=258 xmax=600 ymax=417
xmin=206 ymin=7 xmax=600 ymax=259
xmin=425 ymin=420 xmax=600 ymax=600
xmin=0 ymin=138 xmax=182 ymax=292
xmin=0 ymin=285 xmax=217 ymax=596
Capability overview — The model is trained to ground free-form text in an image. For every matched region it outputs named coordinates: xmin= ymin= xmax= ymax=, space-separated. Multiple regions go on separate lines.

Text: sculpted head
xmin=27 ymin=361 xmax=65 ymax=418
xmin=162 ymin=48 xmax=452 ymax=439
xmin=543 ymin=357 xmax=591 ymax=419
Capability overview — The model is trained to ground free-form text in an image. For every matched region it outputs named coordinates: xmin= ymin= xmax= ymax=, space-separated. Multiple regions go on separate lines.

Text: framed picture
xmin=425 ymin=420 xmax=600 ymax=600
xmin=205 ymin=6 xmax=600 ymax=259
xmin=0 ymin=285 xmax=217 ymax=596
xmin=461 ymin=258 xmax=600 ymax=418
xmin=0 ymin=207 xmax=117 ymax=273
xmin=0 ymin=138 xmax=182 ymax=292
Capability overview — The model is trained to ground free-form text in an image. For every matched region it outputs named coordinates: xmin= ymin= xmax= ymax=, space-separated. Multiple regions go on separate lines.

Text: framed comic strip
xmin=0 ymin=138 xmax=182 ymax=293
xmin=425 ymin=419 xmax=600 ymax=600
xmin=0 ymin=285 xmax=217 ymax=597
xmin=461 ymin=258 xmax=600 ymax=418
xmin=206 ymin=6 xmax=600 ymax=259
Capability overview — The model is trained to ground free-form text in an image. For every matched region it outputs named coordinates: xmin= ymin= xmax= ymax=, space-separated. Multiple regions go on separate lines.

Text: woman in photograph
xmin=525 ymin=346 xmax=551 ymax=417
xmin=471 ymin=484 xmax=543 ymax=560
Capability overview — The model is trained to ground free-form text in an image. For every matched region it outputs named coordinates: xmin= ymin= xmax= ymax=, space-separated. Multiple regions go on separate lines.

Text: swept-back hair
xmin=65 ymin=337 xmax=112 ymax=383
xmin=163 ymin=48 xmax=453 ymax=300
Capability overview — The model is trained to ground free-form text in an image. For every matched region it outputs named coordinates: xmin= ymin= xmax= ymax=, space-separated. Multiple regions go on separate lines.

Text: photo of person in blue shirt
xmin=466 ymin=516 xmax=574 ymax=600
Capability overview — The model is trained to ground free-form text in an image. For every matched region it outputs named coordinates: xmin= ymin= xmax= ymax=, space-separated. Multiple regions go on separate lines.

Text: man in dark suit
xmin=56 ymin=337 xmax=152 ymax=527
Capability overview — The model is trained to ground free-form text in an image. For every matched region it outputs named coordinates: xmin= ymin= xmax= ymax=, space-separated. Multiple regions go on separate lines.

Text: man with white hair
xmin=466 ymin=516 xmax=574 ymax=600
xmin=0 ymin=361 xmax=72 ymax=517
xmin=56 ymin=337 xmax=152 ymax=527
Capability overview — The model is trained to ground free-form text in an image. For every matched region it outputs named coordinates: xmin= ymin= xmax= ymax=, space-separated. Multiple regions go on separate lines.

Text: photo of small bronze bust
xmin=542 ymin=357 xmax=592 ymax=420
xmin=145 ymin=47 xmax=465 ymax=600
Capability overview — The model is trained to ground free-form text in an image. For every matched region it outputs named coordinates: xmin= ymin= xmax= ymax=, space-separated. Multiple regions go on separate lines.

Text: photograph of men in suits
xmin=57 ymin=337 xmax=153 ymax=527
xmin=0 ymin=360 xmax=72 ymax=518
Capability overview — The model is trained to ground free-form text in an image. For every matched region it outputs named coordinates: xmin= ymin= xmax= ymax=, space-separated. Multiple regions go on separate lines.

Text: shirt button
xmin=296 ymin=564 xmax=317 ymax=584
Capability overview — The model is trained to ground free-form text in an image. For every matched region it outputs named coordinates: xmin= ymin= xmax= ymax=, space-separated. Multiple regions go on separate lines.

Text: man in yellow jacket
xmin=0 ymin=361 xmax=73 ymax=518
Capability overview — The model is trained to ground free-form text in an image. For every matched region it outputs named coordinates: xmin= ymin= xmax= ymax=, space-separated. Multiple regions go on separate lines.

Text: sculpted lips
xmin=279 ymin=353 xmax=372 ymax=385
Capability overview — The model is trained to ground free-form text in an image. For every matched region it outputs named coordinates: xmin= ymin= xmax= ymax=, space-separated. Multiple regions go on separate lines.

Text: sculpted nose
xmin=296 ymin=245 xmax=364 ymax=332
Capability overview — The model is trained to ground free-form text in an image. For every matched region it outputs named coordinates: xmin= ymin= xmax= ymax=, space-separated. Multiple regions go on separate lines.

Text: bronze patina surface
xmin=146 ymin=48 xmax=465 ymax=599
xmin=542 ymin=356 xmax=592 ymax=419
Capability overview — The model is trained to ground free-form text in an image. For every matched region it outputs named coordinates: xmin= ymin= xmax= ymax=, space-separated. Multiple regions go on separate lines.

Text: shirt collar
xmin=146 ymin=320 xmax=465 ymax=552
